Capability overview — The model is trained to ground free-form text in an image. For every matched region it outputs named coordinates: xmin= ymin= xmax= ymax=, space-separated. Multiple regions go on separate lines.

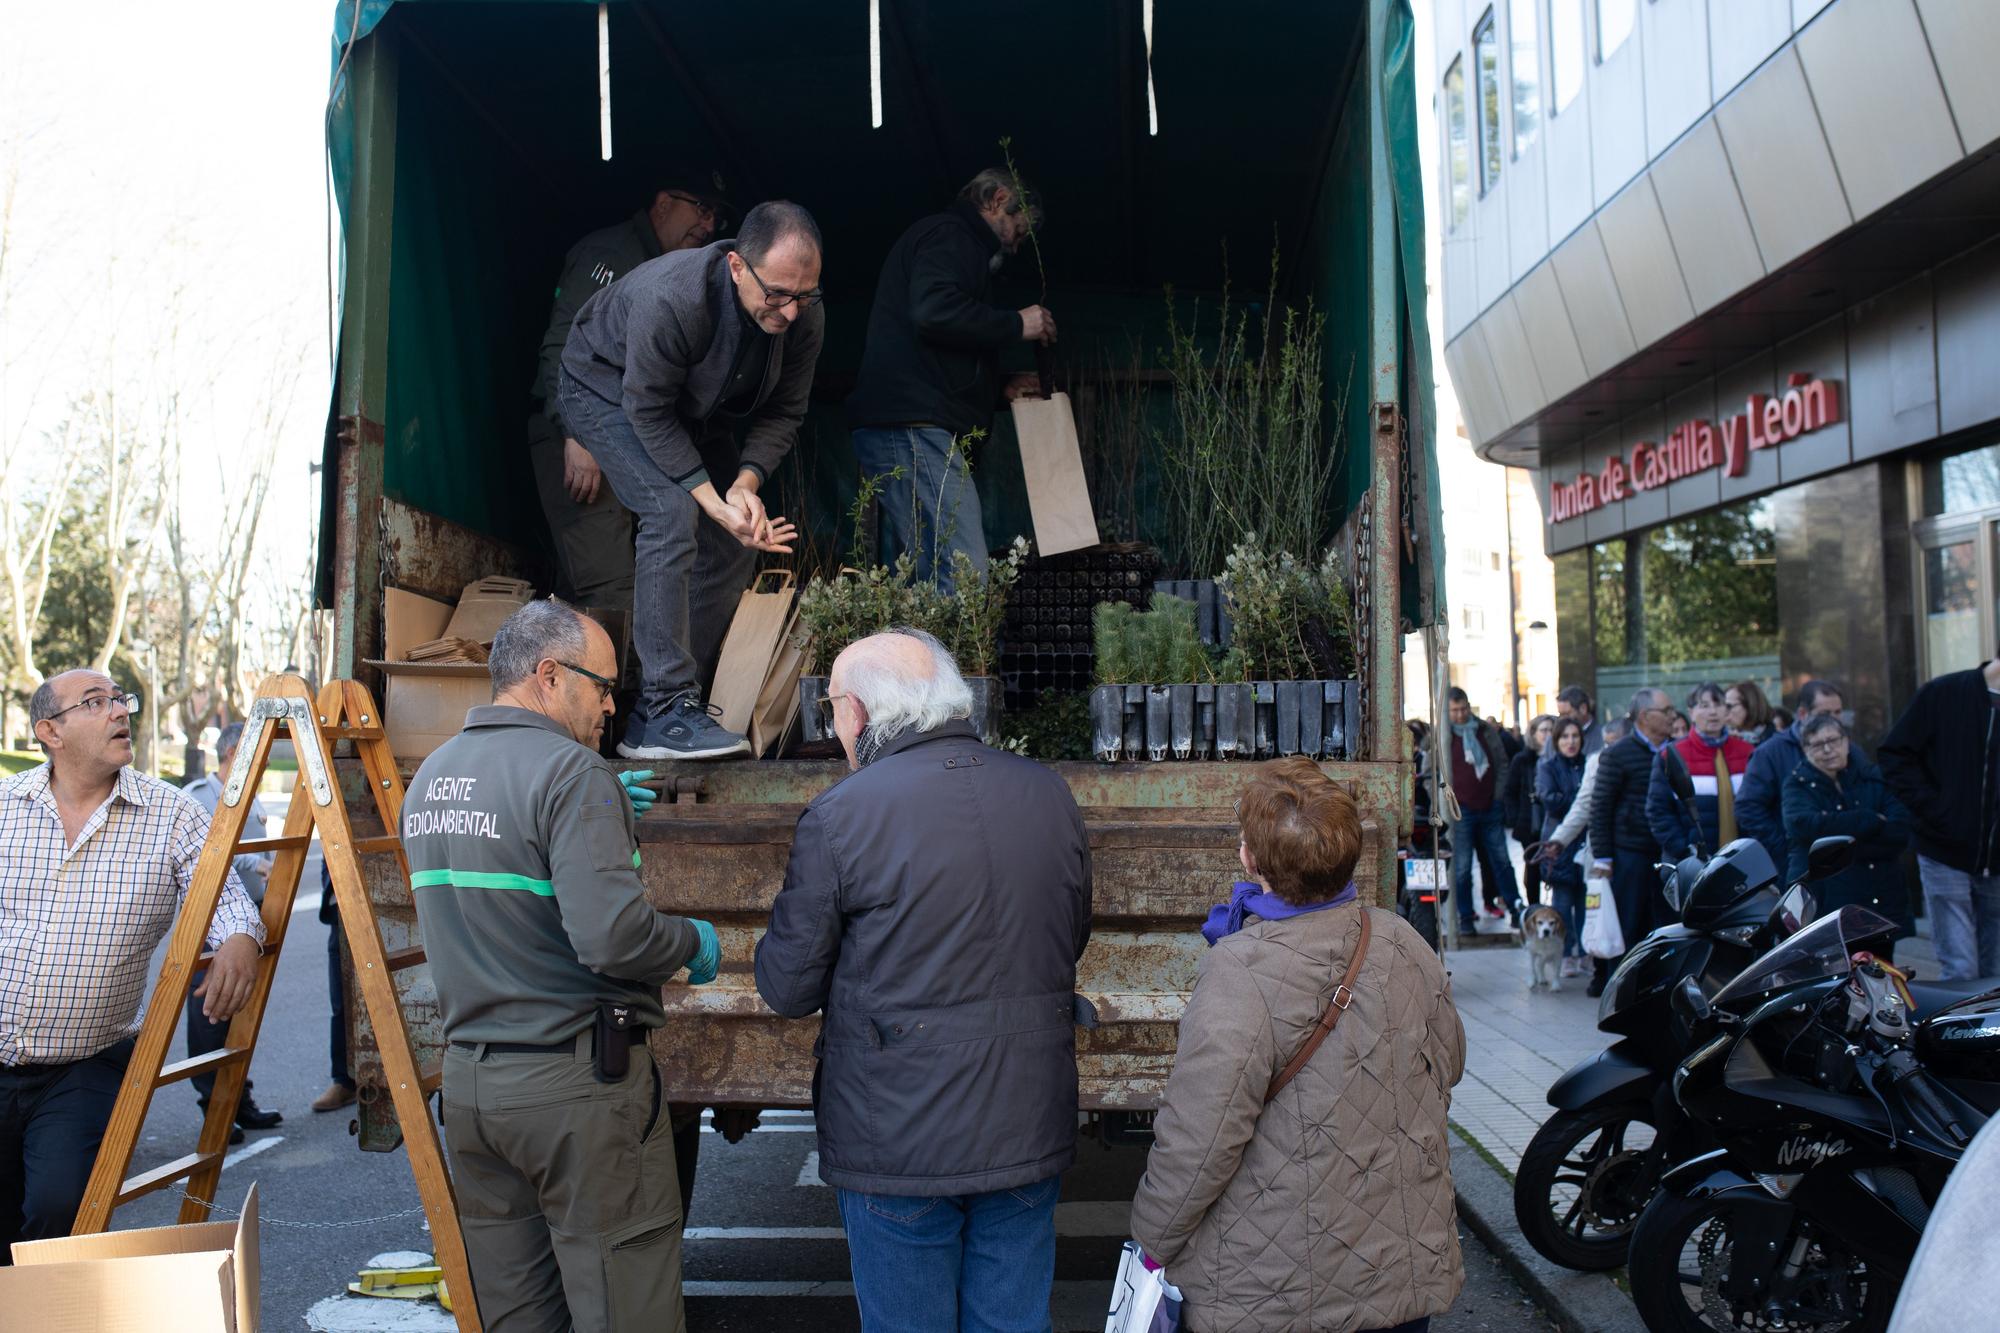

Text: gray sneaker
xmin=617 ymin=693 xmax=750 ymax=761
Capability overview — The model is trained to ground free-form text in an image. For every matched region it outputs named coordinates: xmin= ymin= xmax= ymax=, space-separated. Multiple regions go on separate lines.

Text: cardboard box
xmin=373 ymin=586 xmax=492 ymax=761
xmin=442 ymin=577 xmax=534 ymax=647
xmin=1 ymin=1185 xmax=259 ymax=1332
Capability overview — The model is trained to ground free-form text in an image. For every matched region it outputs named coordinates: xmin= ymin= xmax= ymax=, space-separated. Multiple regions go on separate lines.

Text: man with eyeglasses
xmin=559 ymin=199 xmax=824 ymax=761
xmin=0 ymin=669 xmax=267 ymax=1248
xmin=1584 ymin=686 xmax=1674 ymax=996
xmin=403 ymin=600 xmax=719 ymax=1329
xmin=847 ymin=167 xmax=1056 ymax=591
xmin=529 ymin=179 xmax=734 ymax=614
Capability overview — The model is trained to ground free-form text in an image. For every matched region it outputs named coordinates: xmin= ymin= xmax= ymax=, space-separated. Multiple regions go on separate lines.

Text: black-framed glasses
xmin=47 ymin=691 xmax=141 ymax=722
xmin=739 ymin=254 xmax=824 ymax=309
xmin=665 ymin=191 xmax=734 ymax=231
xmin=558 ymin=661 xmax=617 ymax=702
xmin=1804 ymin=737 xmax=1847 ymax=753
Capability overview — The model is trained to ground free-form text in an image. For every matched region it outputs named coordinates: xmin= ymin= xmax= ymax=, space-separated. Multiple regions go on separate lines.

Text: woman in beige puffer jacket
xmin=1130 ymin=758 xmax=1466 ymax=1333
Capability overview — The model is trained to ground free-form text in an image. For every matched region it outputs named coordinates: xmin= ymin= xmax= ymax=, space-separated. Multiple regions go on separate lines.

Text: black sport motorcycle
xmin=1512 ymin=837 xmax=1825 ymax=1269
xmin=1627 ymin=904 xmax=2000 ymax=1332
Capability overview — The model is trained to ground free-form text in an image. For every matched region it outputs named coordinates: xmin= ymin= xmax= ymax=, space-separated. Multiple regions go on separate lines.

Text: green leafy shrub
xmin=1092 ymin=594 xmax=1229 ymax=684
xmin=1219 ymin=536 xmax=1355 ymax=681
xmin=1001 ymin=689 xmax=1093 ymax=761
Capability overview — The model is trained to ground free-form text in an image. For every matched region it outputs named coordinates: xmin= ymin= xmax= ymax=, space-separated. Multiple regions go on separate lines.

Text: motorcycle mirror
xmin=1804 ymin=836 xmax=1855 ymax=883
xmin=1662 ymin=745 xmax=1698 ymax=804
xmin=1671 ymin=975 xmax=1713 ymax=1026
xmin=1770 ymin=883 xmax=1816 ymax=938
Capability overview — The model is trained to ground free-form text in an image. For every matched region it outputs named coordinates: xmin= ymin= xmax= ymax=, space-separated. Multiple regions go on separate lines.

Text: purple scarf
xmin=1202 ymin=879 xmax=1357 ymax=945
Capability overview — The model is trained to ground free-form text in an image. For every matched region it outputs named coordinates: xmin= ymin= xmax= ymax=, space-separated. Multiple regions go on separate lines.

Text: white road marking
xmin=686 ymin=1225 xmax=845 ymax=1241
xmin=795 ymin=1151 xmax=824 ymax=1187
xmin=222 ymin=1135 xmax=283 ymax=1170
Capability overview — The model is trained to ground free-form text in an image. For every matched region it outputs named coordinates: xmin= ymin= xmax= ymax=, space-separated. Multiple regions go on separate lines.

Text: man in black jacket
xmin=558 ymin=201 xmax=822 ymax=760
xmin=1880 ymin=659 xmax=2000 ymax=979
xmin=847 ymin=169 xmax=1056 ymax=591
xmin=1586 ymin=687 xmax=1673 ymax=995
xmin=755 ymin=630 xmax=1092 ymax=1330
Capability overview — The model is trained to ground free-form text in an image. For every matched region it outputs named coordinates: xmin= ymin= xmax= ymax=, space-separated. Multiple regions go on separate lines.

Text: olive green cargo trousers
xmin=441 ymin=1037 xmax=685 ymax=1333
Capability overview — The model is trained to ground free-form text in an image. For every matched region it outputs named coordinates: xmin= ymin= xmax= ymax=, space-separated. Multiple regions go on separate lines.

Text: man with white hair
xmin=755 ymin=629 xmax=1093 ymax=1329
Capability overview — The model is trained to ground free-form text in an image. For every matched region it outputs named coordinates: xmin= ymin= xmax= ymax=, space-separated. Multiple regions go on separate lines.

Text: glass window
xmin=1444 ymin=57 xmax=1471 ymax=229
xmin=1592 ymin=499 xmax=1781 ymax=706
xmin=1551 ymin=0 xmax=1585 ymax=111
xmin=1922 ymin=442 xmax=2000 ymax=516
xmin=1510 ymin=0 xmax=1541 ymax=155
xmin=1462 ymin=607 xmax=1487 ymax=636
xmin=1475 ymin=10 xmax=1503 ymax=194
xmin=1924 ymin=540 xmax=1981 ymax=678
xmin=1596 ymin=0 xmax=1635 ymax=61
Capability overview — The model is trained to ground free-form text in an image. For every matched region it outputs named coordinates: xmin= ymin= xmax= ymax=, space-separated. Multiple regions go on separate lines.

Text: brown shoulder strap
xmin=1265 ymin=907 xmax=1373 ymax=1103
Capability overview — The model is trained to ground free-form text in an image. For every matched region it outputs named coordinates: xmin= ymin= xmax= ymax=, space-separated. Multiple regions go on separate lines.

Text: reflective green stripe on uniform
xmin=411 ymin=868 xmax=556 ymax=896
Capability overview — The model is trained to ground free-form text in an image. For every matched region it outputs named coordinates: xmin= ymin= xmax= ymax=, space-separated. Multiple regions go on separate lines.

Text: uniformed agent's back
xmin=407 ymin=600 xmax=717 ymax=1333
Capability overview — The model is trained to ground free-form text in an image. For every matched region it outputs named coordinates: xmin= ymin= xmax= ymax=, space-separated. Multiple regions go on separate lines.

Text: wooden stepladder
xmin=74 ymin=675 xmax=481 ymax=1332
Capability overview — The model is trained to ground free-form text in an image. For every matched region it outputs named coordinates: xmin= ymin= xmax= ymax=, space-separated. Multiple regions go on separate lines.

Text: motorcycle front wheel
xmin=1627 ymin=1190 xmax=1894 ymax=1333
xmin=1513 ymin=1103 xmax=1661 ymax=1270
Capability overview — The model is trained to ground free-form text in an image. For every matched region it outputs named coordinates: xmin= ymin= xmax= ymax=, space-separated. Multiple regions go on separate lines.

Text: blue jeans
xmin=558 ymin=372 xmax=757 ymax=715
xmin=851 ymin=426 xmax=988 ymax=594
xmin=1451 ymin=805 xmax=1521 ymax=926
xmin=1916 ymin=856 xmax=2000 ymax=980
xmin=837 ymin=1174 xmax=1059 ymax=1332
xmin=0 ymin=1037 xmax=133 ymax=1249
xmin=1552 ymin=883 xmax=1587 ymax=958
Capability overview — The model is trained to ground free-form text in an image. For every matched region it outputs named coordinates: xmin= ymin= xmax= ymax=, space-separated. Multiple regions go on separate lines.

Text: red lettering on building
xmin=1549 ymin=374 xmax=1841 ymax=522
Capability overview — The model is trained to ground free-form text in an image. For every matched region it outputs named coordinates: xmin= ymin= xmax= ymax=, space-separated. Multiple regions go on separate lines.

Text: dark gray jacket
xmin=404 ymin=706 xmax=702 ymax=1045
xmin=561 ymin=240 xmax=824 ymax=492
xmin=754 ymin=720 xmax=1093 ymax=1195
xmin=531 ymin=209 xmax=666 ymax=437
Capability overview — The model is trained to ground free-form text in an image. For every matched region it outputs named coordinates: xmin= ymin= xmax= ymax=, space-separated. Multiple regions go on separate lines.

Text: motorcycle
xmin=1627 ymin=904 xmax=2000 ymax=1332
xmin=1512 ymin=836 xmax=1834 ymax=1270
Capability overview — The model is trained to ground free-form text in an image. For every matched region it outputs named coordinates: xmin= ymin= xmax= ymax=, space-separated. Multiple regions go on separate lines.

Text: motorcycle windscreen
xmin=1710 ymin=904 xmax=1900 ymax=1008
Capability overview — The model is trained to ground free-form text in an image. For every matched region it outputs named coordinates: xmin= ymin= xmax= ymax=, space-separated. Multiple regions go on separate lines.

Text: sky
xmin=0 ymin=1 xmax=332 ymax=625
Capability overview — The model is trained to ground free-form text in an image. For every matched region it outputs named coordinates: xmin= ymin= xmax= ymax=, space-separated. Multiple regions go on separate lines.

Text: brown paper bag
xmin=711 ymin=570 xmax=797 ymax=732
xmin=1010 ymin=391 xmax=1100 ymax=556
xmin=748 ymin=602 xmax=807 ymax=756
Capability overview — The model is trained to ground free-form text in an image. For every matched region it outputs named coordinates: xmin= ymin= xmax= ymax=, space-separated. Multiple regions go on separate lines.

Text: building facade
xmin=1433 ymin=0 xmax=2000 ymax=742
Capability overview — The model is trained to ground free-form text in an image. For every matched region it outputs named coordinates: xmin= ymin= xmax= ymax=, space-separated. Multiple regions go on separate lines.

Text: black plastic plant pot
xmin=799 ymin=676 xmax=831 ymax=742
xmin=1194 ymin=684 xmax=1216 ymax=760
xmin=966 ymin=676 xmax=1003 ymax=747
xmin=1145 ymin=686 xmax=1171 ymax=761
xmin=1123 ymin=684 xmax=1147 ymax=758
xmin=1253 ymin=682 xmax=1277 ymax=759
xmin=1298 ymin=682 xmax=1324 ymax=759
xmin=1324 ymin=681 xmax=1346 ymax=760
xmin=1215 ymin=684 xmax=1243 ymax=758
xmin=1169 ymin=684 xmax=1196 ymax=760
xmin=1090 ymin=684 xmax=1125 ymax=763
xmin=1276 ymin=681 xmax=1303 ymax=757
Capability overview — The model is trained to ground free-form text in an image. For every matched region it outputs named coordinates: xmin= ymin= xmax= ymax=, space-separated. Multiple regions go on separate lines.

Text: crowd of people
xmin=1418 ymin=664 xmax=2000 ymax=994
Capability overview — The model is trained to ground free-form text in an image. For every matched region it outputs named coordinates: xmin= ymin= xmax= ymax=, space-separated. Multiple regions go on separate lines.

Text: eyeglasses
xmin=557 ymin=661 xmax=617 ymax=702
xmin=814 ymin=691 xmax=851 ymax=729
xmin=739 ymin=254 xmax=824 ymax=309
xmin=665 ymin=192 xmax=734 ymax=232
xmin=1804 ymin=738 xmax=1847 ymax=753
xmin=46 ymin=691 xmax=141 ymax=722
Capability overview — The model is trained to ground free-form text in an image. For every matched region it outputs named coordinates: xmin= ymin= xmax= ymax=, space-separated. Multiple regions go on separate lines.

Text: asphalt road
xmin=111 ymin=854 xmax=1554 ymax=1332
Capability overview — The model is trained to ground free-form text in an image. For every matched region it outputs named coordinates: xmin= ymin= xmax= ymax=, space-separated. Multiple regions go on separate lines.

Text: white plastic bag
xmin=1581 ymin=878 xmax=1626 ymax=959
xmin=1106 ymin=1241 xmax=1183 ymax=1333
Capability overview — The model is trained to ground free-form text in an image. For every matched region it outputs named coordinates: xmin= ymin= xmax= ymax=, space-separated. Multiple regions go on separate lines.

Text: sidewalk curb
xmin=1450 ymin=1136 xmax=1647 ymax=1333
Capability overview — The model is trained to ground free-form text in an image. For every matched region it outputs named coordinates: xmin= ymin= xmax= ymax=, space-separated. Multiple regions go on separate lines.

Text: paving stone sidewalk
xmin=1440 ymin=909 xmax=1943 ymax=1174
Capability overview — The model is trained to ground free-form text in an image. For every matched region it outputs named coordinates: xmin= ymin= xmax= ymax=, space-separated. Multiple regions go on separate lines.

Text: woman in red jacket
xmin=1646 ymin=682 xmax=1756 ymax=860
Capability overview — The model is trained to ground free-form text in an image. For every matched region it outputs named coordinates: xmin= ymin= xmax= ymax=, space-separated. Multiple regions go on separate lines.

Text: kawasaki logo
xmin=1776 ymin=1135 xmax=1849 ymax=1167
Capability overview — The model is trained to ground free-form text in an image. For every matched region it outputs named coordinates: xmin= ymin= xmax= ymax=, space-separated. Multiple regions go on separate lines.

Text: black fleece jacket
xmin=1590 ymin=734 xmax=1664 ymax=861
xmin=1879 ymin=664 xmax=2000 ymax=874
xmin=847 ymin=201 xmax=1020 ymax=436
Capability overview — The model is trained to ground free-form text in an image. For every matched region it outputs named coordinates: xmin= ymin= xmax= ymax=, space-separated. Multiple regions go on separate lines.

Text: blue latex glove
xmin=618 ymin=769 xmax=657 ymax=816
xmin=684 ymin=919 xmax=720 ymax=986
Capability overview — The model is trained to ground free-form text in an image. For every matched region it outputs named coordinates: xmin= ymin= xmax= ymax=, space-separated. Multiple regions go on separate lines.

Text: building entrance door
xmin=1916 ymin=523 xmax=1988 ymax=680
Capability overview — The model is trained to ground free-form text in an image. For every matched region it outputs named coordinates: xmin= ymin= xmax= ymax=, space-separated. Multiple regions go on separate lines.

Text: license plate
xmin=1403 ymin=858 xmax=1443 ymax=889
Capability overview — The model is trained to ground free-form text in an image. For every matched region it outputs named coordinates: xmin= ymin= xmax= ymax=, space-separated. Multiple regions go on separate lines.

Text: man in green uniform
xmin=402 ymin=599 xmax=720 ymax=1332
xmin=529 ymin=183 xmax=732 ymax=610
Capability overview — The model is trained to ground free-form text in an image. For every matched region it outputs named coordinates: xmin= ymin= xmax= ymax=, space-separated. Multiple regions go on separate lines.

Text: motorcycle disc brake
xmin=1581 ymin=1147 xmax=1651 ymax=1231
xmin=1695 ymin=1220 xmax=1856 ymax=1332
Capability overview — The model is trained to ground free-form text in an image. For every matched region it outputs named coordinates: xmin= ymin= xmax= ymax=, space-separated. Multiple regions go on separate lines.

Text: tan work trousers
xmin=441 ymin=1037 xmax=685 ymax=1333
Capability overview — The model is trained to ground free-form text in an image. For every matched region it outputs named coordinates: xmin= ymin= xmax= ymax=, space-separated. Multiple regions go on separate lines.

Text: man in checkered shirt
xmin=0 ymin=669 xmax=265 ymax=1249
